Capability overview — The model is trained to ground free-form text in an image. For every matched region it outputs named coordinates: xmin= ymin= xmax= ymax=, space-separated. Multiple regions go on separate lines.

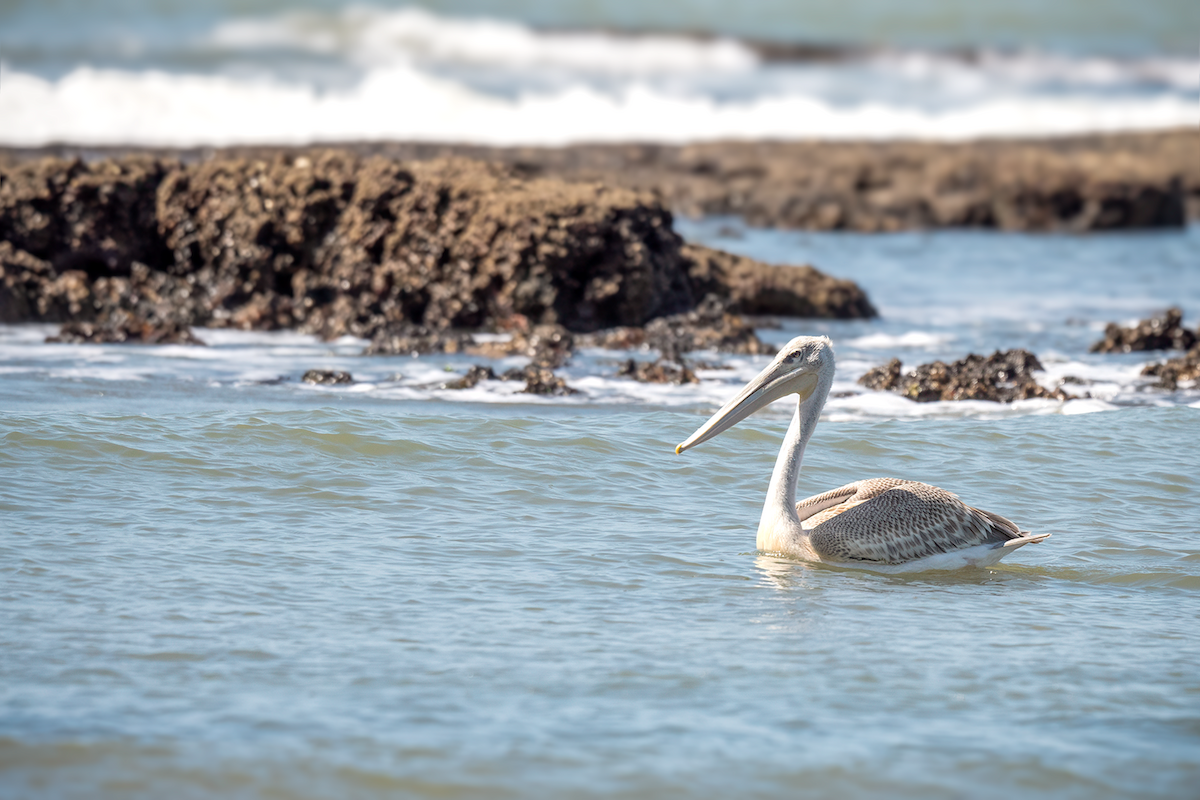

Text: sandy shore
xmin=4 ymin=129 xmax=1196 ymax=231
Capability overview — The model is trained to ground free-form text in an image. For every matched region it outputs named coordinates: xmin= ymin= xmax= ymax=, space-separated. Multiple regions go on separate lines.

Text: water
xmin=2 ymin=224 xmax=1199 ymax=797
xmin=1 ymin=0 xmax=1197 ymax=146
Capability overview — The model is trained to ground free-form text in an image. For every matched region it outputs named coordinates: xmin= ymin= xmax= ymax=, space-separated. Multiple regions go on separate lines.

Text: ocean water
xmin=2 ymin=224 xmax=1199 ymax=798
xmin=0 ymin=0 xmax=1197 ymax=146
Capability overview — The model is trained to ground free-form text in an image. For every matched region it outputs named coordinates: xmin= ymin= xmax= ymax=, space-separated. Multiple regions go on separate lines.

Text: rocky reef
xmin=858 ymin=349 xmax=1071 ymax=403
xmin=616 ymin=358 xmax=699 ymax=385
xmin=1141 ymin=346 xmax=1200 ymax=390
xmin=1090 ymin=308 xmax=1197 ymax=353
xmin=0 ymin=152 xmax=876 ymax=351
xmin=183 ymin=129 xmax=1200 ymax=232
xmin=439 ymin=363 xmax=578 ymax=395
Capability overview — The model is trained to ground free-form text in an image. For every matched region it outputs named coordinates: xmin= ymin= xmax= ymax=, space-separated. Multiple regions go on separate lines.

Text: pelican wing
xmin=805 ymin=479 xmax=1024 ymax=564
xmin=797 ymin=477 xmax=916 ymax=525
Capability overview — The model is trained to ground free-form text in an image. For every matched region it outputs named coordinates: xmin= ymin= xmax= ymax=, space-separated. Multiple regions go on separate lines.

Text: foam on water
xmin=846 ymin=331 xmax=955 ymax=350
xmin=1 ymin=321 xmax=1195 ymax=418
xmin=0 ymin=5 xmax=1195 ymax=146
xmin=209 ymin=6 xmax=760 ymax=74
xmin=4 ymin=223 xmax=1199 ymax=417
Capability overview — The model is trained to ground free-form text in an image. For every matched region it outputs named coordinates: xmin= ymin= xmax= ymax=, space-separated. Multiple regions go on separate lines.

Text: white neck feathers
xmin=755 ymin=377 xmax=829 ymax=554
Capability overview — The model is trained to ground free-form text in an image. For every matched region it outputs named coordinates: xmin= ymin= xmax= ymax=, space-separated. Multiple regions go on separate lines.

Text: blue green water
xmin=2 ymin=404 xmax=1198 ymax=798
xmin=2 ymin=223 xmax=1199 ymax=797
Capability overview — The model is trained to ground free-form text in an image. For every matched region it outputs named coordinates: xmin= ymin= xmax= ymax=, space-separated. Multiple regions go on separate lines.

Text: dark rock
xmin=2 ymin=152 xmax=876 ymax=346
xmin=5 ymin=131 xmax=1196 ymax=239
xmin=1 ymin=242 xmax=62 ymax=321
xmin=35 ymin=259 xmax=205 ymax=344
xmin=1141 ymin=344 xmax=1200 ymax=390
xmin=442 ymin=365 xmax=496 ymax=390
xmin=500 ymin=364 xmax=579 ymax=396
xmin=302 ymin=369 xmax=354 ymax=385
xmin=155 ymin=153 xmax=697 ymax=337
xmin=47 ymin=315 xmax=204 ymax=345
xmin=858 ymin=349 xmax=1072 ymax=403
xmin=0 ymin=156 xmax=173 ymax=276
xmin=467 ymin=321 xmax=575 ymax=368
xmin=857 ymin=358 xmax=902 ymax=392
xmin=231 ymin=130 xmax=1197 ymax=230
xmin=682 ymin=244 xmax=877 ymax=318
xmin=156 ymin=151 xmax=357 ymax=332
xmin=1090 ymin=308 xmax=1196 ymax=353
xmin=575 ymin=326 xmax=650 ymax=352
xmin=617 ymin=358 xmax=699 ymax=384
xmin=576 ymin=295 xmax=772 ymax=359
xmin=363 ymin=324 xmax=475 ymax=356
xmin=642 ymin=295 xmax=774 ymax=360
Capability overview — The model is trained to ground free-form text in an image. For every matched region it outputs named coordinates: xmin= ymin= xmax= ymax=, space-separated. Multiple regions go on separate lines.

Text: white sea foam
xmin=3 ymin=63 xmax=1193 ymax=148
xmin=209 ymin=6 xmax=758 ymax=75
xmin=1 ymin=323 xmax=1195 ymax=418
xmin=0 ymin=6 xmax=1195 ymax=147
xmin=846 ymin=331 xmax=954 ymax=350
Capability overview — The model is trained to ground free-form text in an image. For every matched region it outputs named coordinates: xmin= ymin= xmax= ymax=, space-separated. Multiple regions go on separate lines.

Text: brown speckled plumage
xmin=799 ymin=478 xmax=1023 ymax=564
xmin=676 ymin=335 xmax=1046 ymax=569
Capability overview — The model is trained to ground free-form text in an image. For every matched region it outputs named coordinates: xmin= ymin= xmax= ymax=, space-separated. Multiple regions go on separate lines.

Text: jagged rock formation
xmin=858 ymin=349 xmax=1071 ymax=403
xmin=1141 ymin=345 xmax=1200 ymax=390
xmin=0 ymin=152 xmax=876 ymax=344
xmin=578 ymin=295 xmax=774 ymax=359
xmin=190 ymin=129 xmax=1197 ymax=231
xmin=616 ymin=358 xmax=699 ymax=385
xmin=1090 ymin=308 xmax=1197 ymax=353
xmin=302 ymin=369 xmax=354 ymax=385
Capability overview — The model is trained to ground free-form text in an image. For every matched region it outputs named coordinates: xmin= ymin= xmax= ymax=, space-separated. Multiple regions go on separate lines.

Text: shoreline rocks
xmin=1 ymin=152 xmax=876 ymax=345
xmin=18 ymin=129 xmax=1191 ymax=232
xmin=1141 ymin=345 xmax=1200 ymax=390
xmin=858 ymin=349 xmax=1071 ymax=403
xmin=617 ymin=358 xmax=699 ymax=385
xmin=302 ymin=369 xmax=354 ymax=385
xmin=1090 ymin=308 xmax=1197 ymax=353
xmin=441 ymin=363 xmax=578 ymax=395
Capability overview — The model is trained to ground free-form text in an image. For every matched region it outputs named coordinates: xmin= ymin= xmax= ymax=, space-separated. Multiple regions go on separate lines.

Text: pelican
xmin=676 ymin=335 xmax=1048 ymax=572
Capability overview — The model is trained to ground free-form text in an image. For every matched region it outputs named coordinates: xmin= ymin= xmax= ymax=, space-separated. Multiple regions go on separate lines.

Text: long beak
xmin=676 ymin=363 xmax=817 ymax=454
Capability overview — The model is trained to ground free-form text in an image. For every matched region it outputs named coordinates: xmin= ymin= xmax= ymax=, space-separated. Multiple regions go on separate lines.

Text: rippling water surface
xmin=2 ymin=226 xmax=1199 ymax=798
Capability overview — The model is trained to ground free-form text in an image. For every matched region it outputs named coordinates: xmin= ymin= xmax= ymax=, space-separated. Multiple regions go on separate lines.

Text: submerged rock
xmin=645 ymin=294 xmax=775 ymax=359
xmin=617 ymin=358 xmax=699 ymax=385
xmin=580 ymin=295 xmax=773 ymax=359
xmin=302 ymin=369 xmax=354 ymax=385
xmin=441 ymin=365 xmax=496 ymax=390
xmin=47 ymin=316 xmax=204 ymax=345
xmin=500 ymin=364 xmax=579 ymax=396
xmin=1141 ymin=345 xmax=1200 ymax=390
xmin=858 ymin=349 xmax=1071 ymax=403
xmin=467 ymin=322 xmax=575 ymax=368
xmin=363 ymin=325 xmax=475 ymax=356
xmin=1090 ymin=308 xmax=1196 ymax=353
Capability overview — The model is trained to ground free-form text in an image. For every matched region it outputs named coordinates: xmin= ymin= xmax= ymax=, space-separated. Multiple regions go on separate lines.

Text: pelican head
xmin=676 ymin=335 xmax=834 ymax=454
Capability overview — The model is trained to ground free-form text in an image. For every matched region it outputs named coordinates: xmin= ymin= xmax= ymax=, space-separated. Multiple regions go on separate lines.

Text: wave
xmin=0 ymin=5 xmax=1196 ymax=147
xmin=2 ymin=63 xmax=1196 ymax=148
xmin=208 ymin=6 xmax=759 ymax=75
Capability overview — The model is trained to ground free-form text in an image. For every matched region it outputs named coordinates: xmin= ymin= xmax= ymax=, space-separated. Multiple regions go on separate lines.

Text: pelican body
xmin=676 ymin=336 xmax=1048 ymax=572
